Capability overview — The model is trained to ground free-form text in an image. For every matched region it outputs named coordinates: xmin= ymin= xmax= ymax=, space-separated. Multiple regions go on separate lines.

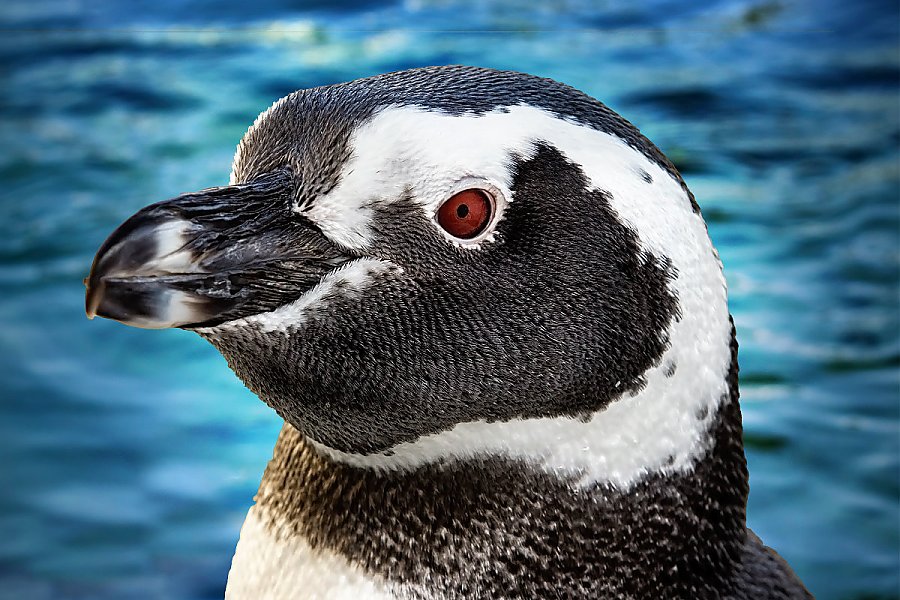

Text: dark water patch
xmin=837 ymin=328 xmax=894 ymax=350
xmin=241 ymin=66 xmax=350 ymax=98
xmin=836 ymin=262 xmax=900 ymax=286
xmin=214 ymin=109 xmax=262 ymax=132
xmin=0 ymin=33 xmax=247 ymax=75
xmin=80 ymin=154 xmax=137 ymax=173
xmin=791 ymin=156 xmax=845 ymax=179
xmin=744 ymin=431 xmax=789 ymax=452
xmin=2 ymin=0 xmax=403 ymax=31
xmin=664 ymin=148 xmax=716 ymax=175
xmin=727 ymin=142 xmax=894 ymax=170
xmin=0 ymin=13 xmax=83 ymax=32
xmin=67 ymin=82 xmax=201 ymax=115
xmin=0 ymin=160 xmax=52 ymax=186
xmin=152 ymin=142 xmax=199 ymax=160
xmin=783 ymin=65 xmax=900 ymax=92
xmin=0 ymin=37 xmax=129 ymax=70
xmin=822 ymin=353 xmax=900 ymax=374
xmin=256 ymin=80 xmax=303 ymax=101
xmin=194 ymin=580 xmax=228 ymax=600
xmin=583 ymin=9 xmax=656 ymax=29
xmin=738 ymin=1 xmax=784 ymax=28
xmin=741 ymin=372 xmax=788 ymax=385
xmin=700 ymin=207 xmax=736 ymax=224
xmin=621 ymin=87 xmax=739 ymax=119
xmin=255 ymin=77 xmax=314 ymax=101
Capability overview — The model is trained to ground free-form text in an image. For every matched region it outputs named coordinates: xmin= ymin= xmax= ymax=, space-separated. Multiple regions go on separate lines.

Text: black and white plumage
xmin=85 ymin=66 xmax=811 ymax=599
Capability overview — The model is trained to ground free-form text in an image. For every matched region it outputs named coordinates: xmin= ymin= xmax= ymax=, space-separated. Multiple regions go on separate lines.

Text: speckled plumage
xmin=238 ymin=325 xmax=808 ymax=599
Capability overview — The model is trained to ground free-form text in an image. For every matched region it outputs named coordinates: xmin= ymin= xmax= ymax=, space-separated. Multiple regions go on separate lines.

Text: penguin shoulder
xmin=727 ymin=530 xmax=813 ymax=599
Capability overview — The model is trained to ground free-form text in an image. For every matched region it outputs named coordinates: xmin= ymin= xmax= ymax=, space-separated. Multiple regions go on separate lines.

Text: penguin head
xmin=86 ymin=67 xmax=731 ymax=484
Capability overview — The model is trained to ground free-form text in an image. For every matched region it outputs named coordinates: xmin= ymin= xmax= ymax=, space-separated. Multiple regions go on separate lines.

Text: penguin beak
xmin=84 ymin=170 xmax=350 ymax=329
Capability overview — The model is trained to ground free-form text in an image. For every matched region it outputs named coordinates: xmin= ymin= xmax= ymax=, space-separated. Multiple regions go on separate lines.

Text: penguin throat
xmin=307 ymin=315 xmax=735 ymax=490
xmin=248 ymin=352 xmax=749 ymax=597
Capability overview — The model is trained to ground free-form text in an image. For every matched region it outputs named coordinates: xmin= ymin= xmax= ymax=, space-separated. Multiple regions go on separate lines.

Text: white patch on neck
xmin=302 ymin=105 xmax=732 ymax=490
xmin=226 ymin=506 xmax=397 ymax=600
xmin=197 ymin=258 xmax=396 ymax=334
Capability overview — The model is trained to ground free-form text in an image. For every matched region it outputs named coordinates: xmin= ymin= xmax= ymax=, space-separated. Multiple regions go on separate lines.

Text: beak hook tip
xmin=84 ymin=276 xmax=104 ymax=321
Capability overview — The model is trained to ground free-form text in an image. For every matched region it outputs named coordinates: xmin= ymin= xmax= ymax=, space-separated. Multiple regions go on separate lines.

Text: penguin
xmin=84 ymin=66 xmax=812 ymax=599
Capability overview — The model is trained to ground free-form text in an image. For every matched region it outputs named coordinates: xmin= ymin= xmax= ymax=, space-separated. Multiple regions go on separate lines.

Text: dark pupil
xmin=456 ymin=203 xmax=470 ymax=219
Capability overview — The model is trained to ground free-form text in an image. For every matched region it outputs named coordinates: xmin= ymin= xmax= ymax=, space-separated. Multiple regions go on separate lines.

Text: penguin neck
xmin=248 ymin=335 xmax=749 ymax=596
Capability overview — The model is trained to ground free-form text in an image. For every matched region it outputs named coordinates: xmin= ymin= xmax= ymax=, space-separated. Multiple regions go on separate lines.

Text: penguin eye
xmin=436 ymin=189 xmax=494 ymax=240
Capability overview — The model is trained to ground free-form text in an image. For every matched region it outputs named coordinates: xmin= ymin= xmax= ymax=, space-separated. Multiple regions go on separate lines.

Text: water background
xmin=1 ymin=1 xmax=898 ymax=598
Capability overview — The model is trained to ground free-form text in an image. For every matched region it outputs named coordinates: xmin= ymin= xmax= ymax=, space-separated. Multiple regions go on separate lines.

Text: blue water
xmin=0 ymin=1 xmax=897 ymax=598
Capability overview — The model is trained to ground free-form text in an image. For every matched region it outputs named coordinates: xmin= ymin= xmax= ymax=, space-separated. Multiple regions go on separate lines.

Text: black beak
xmin=85 ymin=170 xmax=349 ymax=329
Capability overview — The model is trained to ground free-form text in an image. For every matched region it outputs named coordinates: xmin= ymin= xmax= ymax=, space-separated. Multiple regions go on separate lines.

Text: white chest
xmin=225 ymin=507 xmax=398 ymax=600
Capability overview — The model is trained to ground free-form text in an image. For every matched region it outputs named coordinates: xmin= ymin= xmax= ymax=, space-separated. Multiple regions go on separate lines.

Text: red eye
xmin=436 ymin=189 xmax=494 ymax=240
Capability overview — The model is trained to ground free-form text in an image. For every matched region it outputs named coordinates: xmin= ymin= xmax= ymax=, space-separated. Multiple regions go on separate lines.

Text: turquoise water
xmin=1 ymin=1 xmax=897 ymax=598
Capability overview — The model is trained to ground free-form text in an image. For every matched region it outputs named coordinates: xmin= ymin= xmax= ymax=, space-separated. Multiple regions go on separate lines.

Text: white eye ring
xmin=432 ymin=179 xmax=508 ymax=247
